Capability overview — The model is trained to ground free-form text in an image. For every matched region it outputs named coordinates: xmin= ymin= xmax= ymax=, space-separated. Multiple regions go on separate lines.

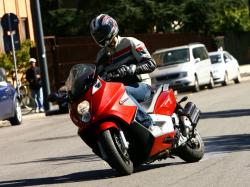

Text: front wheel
xmin=222 ymin=72 xmax=229 ymax=86
xmin=174 ymin=129 xmax=204 ymax=162
xmin=98 ymin=129 xmax=133 ymax=175
xmin=192 ymin=76 xmax=200 ymax=92
xmin=208 ymin=74 xmax=215 ymax=89
xmin=9 ymin=100 xmax=22 ymax=126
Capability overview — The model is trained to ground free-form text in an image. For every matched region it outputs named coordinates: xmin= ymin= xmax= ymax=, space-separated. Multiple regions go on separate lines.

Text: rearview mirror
xmin=195 ymin=58 xmax=201 ymax=63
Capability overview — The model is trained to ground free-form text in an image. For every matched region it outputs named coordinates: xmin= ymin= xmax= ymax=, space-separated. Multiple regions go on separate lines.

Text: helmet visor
xmin=92 ymin=28 xmax=112 ymax=47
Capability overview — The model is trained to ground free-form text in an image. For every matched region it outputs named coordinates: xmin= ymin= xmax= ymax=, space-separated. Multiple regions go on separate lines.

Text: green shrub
xmin=0 ymin=40 xmax=35 ymax=85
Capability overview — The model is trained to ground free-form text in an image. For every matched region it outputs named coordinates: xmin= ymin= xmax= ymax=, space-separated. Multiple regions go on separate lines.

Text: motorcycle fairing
xmin=90 ymin=79 xmax=137 ymax=125
xmin=127 ymin=117 xmax=176 ymax=163
xmin=153 ymin=88 xmax=176 ymax=115
xmin=149 ymin=132 xmax=176 ymax=157
xmin=126 ymin=121 xmax=155 ymax=163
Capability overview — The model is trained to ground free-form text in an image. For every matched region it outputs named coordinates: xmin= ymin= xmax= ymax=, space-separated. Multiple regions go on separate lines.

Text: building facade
xmin=0 ymin=0 xmax=34 ymax=53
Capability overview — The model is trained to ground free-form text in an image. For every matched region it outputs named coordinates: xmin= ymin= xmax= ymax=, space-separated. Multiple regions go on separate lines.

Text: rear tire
xmin=234 ymin=71 xmax=241 ymax=84
xmin=99 ymin=129 xmax=133 ymax=175
xmin=174 ymin=130 xmax=204 ymax=162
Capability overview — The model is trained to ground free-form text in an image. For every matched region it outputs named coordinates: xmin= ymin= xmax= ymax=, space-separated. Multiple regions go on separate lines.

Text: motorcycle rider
xmin=90 ymin=14 xmax=156 ymax=128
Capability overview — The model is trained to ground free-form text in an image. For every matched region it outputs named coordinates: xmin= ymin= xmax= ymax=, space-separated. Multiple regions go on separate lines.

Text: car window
xmin=223 ymin=53 xmax=231 ymax=63
xmin=225 ymin=52 xmax=232 ymax=60
xmin=161 ymin=48 xmax=190 ymax=66
xmin=192 ymin=47 xmax=208 ymax=61
xmin=152 ymin=53 xmax=163 ymax=67
xmin=210 ymin=54 xmax=222 ymax=64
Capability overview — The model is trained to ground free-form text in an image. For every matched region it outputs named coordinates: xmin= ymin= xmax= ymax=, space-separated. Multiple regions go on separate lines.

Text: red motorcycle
xmin=66 ymin=64 xmax=204 ymax=175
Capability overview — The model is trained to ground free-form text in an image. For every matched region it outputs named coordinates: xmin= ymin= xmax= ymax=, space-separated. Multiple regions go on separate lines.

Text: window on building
xmin=0 ymin=22 xmax=5 ymax=53
xmin=20 ymin=18 xmax=30 ymax=40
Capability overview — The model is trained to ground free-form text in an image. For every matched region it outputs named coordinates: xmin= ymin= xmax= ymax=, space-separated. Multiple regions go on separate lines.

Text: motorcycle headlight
xmin=77 ymin=100 xmax=91 ymax=123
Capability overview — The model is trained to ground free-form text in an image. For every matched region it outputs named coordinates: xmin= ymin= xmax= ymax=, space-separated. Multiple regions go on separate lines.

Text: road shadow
xmin=28 ymin=135 xmax=77 ymax=142
xmin=9 ymin=154 xmax=101 ymax=165
xmin=2 ymin=154 xmax=186 ymax=186
xmin=201 ymin=109 xmax=250 ymax=119
xmin=204 ymin=133 xmax=250 ymax=154
xmin=135 ymin=161 xmax=185 ymax=173
xmin=0 ymin=169 xmax=116 ymax=187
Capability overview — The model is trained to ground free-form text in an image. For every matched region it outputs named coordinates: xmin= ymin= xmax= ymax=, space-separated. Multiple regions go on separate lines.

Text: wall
xmin=0 ymin=0 xmax=34 ymax=52
xmin=224 ymin=32 xmax=250 ymax=65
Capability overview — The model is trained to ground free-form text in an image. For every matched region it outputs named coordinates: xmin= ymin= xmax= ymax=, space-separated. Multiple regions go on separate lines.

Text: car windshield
xmin=161 ymin=48 xmax=190 ymax=66
xmin=210 ymin=54 xmax=222 ymax=64
xmin=66 ymin=64 xmax=96 ymax=100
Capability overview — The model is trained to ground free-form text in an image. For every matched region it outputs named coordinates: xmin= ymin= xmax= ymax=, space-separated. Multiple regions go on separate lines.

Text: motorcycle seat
xmin=140 ymin=84 xmax=169 ymax=113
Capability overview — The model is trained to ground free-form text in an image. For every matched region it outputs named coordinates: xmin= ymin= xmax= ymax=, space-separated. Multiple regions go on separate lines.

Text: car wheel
xmin=222 ymin=72 xmax=229 ymax=86
xmin=9 ymin=100 xmax=22 ymax=126
xmin=208 ymin=74 xmax=215 ymax=89
xmin=234 ymin=71 xmax=241 ymax=84
xmin=192 ymin=76 xmax=200 ymax=92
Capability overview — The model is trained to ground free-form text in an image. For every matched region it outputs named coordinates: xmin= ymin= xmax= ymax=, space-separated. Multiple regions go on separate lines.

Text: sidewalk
xmin=240 ymin=64 xmax=250 ymax=77
xmin=0 ymin=105 xmax=59 ymax=127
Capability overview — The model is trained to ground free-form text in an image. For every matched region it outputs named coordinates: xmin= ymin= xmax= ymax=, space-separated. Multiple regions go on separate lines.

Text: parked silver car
xmin=0 ymin=68 xmax=22 ymax=125
xmin=209 ymin=50 xmax=241 ymax=86
xmin=150 ymin=43 xmax=214 ymax=92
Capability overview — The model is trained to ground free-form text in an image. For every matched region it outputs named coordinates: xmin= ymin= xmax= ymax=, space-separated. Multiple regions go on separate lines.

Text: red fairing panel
xmin=90 ymin=79 xmax=137 ymax=124
xmin=149 ymin=131 xmax=175 ymax=157
xmin=153 ymin=89 xmax=176 ymax=116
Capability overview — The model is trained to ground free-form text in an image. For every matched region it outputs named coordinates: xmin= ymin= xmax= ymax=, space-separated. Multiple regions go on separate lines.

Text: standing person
xmin=90 ymin=14 xmax=156 ymax=129
xmin=26 ymin=58 xmax=44 ymax=113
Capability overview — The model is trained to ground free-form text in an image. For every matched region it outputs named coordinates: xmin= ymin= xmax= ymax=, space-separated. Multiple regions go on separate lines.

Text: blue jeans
xmin=31 ymin=87 xmax=44 ymax=109
xmin=125 ymin=83 xmax=153 ymax=127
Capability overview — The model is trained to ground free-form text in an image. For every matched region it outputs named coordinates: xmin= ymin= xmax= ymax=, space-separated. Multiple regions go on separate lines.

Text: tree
xmin=0 ymin=40 xmax=34 ymax=84
xmin=40 ymin=0 xmax=250 ymax=36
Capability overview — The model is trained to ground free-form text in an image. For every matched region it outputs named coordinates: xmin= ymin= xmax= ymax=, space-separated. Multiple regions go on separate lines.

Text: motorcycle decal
xmin=119 ymin=92 xmax=136 ymax=106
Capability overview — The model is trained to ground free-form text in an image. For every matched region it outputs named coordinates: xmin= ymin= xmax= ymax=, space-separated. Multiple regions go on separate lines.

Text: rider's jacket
xmin=96 ymin=36 xmax=156 ymax=86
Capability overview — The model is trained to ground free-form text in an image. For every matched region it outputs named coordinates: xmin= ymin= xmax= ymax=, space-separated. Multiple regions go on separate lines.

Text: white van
xmin=150 ymin=43 xmax=214 ymax=92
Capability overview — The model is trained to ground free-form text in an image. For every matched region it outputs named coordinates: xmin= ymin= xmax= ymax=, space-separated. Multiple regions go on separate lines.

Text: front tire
xmin=222 ymin=72 xmax=229 ymax=86
xmin=192 ymin=76 xmax=200 ymax=92
xmin=98 ymin=129 xmax=133 ymax=175
xmin=174 ymin=130 xmax=204 ymax=162
xmin=208 ymin=74 xmax=215 ymax=89
xmin=9 ymin=100 xmax=22 ymax=126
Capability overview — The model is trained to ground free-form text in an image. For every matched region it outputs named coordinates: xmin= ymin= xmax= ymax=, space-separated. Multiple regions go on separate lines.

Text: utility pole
xmin=30 ymin=0 xmax=51 ymax=112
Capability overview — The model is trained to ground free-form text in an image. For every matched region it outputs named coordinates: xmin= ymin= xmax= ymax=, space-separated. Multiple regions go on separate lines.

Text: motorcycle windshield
xmin=66 ymin=64 xmax=96 ymax=100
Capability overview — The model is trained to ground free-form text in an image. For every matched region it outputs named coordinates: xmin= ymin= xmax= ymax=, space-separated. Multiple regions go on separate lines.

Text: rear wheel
xmin=98 ymin=129 xmax=133 ymax=175
xmin=234 ymin=71 xmax=241 ymax=84
xmin=174 ymin=130 xmax=204 ymax=162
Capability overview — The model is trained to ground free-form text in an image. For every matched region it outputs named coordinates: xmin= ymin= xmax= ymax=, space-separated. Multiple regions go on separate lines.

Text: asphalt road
xmin=0 ymin=80 xmax=250 ymax=187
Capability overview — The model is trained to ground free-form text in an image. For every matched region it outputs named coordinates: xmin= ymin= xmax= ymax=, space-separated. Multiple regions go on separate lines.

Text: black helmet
xmin=90 ymin=14 xmax=119 ymax=47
